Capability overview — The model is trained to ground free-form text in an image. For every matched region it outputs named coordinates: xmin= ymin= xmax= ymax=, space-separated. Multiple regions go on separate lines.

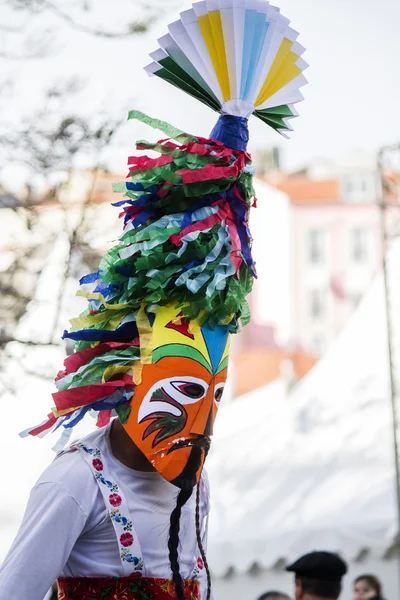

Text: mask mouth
xmin=169 ymin=438 xmax=210 ymax=489
xmin=167 ymin=435 xmax=211 ymax=455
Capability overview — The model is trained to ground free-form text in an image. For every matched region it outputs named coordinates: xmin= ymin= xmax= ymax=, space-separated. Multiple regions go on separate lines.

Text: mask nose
xmin=204 ymin=405 xmax=214 ymax=437
xmin=191 ymin=397 xmax=214 ymax=437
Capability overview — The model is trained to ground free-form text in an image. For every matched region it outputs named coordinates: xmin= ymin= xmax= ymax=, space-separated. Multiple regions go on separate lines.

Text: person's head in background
xmin=286 ymin=551 xmax=348 ymax=600
xmin=257 ymin=592 xmax=291 ymax=600
xmin=353 ymin=575 xmax=383 ymax=600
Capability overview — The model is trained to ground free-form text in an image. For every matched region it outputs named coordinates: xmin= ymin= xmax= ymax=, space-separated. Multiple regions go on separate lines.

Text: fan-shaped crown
xmin=145 ymin=0 xmax=308 ymax=136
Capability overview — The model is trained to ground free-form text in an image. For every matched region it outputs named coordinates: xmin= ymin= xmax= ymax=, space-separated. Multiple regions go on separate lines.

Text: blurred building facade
xmin=232 ymin=151 xmax=384 ymax=396
xmin=280 ymin=173 xmax=382 ymax=357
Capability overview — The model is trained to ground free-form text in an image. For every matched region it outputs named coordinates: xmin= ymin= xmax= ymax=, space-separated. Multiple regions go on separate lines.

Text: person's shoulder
xmin=34 ymin=426 xmax=109 ymax=503
xmin=35 ymin=446 xmax=93 ymax=495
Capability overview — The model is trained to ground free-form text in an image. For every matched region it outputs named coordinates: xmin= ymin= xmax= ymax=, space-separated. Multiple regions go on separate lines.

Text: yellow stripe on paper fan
xmin=198 ymin=11 xmax=231 ymax=102
xmin=255 ymin=39 xmax=302 ymax=107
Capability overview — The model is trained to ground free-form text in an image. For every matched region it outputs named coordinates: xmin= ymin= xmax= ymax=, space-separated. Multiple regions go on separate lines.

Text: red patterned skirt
xmin=57 ymin=576 xmax=200 ymax=600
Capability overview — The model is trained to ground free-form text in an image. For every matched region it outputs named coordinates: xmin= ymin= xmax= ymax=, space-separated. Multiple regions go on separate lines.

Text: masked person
xmin=0 ymin=1 xmax=307 ymax=599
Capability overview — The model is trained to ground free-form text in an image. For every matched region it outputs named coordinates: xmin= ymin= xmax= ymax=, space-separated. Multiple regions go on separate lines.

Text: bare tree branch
xmin=0 ymin=81 xmax=124 ymax=358
xmin=0 ymin=46 xmax=50 ymax=60
xmin=39 ymin=0 xmax=155 ymax=37
xmin=48 ymin=119 xmax=123 ymax=342
xmin=5 ymin=0 xmax=166 ymax=39
xmin=0 ymin=332 xmax=61 ymax=347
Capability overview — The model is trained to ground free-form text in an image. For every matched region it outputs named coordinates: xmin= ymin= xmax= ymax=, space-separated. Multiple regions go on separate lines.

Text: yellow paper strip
xmin=220 ymin=313 xmax=235 ymax=326
xmin=70 ymin=309 xmax=130 ymax=332
xmin=52 ymin=405 xmax=82 ymax=418
xmin=133 ymin=362 xmax=143 ymax=385
xmin=76 ymin=291 xmax=130 ymax=312
xmin=198 ymin=11 xmax=231 ymax=102
xmin=137 ymin=304 xmax=153 ymax=365
xmin=102 ymin=363 xmax=137 ymax=384
xmin=188 ymin=318 xmax=201 ymax=340
xmin=255 ymin=39 xmax=302 ymax=106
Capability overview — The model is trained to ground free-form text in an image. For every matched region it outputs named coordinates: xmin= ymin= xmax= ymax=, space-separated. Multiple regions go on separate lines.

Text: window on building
xmin=310 ymin=289 xmax=324 ymax=319
xmin=343 ymin=174 xmax=373 ymax=203
xmin=352 ymin=228 xmax=368 ymax=263
xmin=309 ymin=230 xmax=324 ymax=264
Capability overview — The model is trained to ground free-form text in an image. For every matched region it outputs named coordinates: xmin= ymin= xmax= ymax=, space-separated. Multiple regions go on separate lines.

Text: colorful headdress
xmin=23 ymin=0 xmax=307 ymax=485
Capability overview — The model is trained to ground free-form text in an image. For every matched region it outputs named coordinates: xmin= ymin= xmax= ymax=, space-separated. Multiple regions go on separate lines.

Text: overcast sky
xmin=1 ymin=0 xmax=400 ymax=184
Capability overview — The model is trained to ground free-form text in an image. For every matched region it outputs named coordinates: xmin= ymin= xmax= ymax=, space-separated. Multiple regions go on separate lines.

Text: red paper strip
xmin=197 ymin=136 xmax=224 ymax=147
xmin=53 ymin=378 xmax=132 ymax=412
xmin=176 ymin=164 xmax=239 ymax=185
xmin=232 ymin=183 xmax=248 ymax=208
xmin=128 ymin=154 xmax=174 ymax=171
xmin=97 ymin=409 xmax=112 ymax=428
xmin=29 ymin=413 xmax=57 ymax=437
xmin=226 ymin=217 xmax=243 ymax=275
xmin=56 ymin=342 xmax=138 ymax=381
xmin=170 ymin=204 xmax=230 ymax=247
xmin=157 ymin=182 xmax=173 ymax=199
xmin=119 ymin=206 xmax=143 ymax=219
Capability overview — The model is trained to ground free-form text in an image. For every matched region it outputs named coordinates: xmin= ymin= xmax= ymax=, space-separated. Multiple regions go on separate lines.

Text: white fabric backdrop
xmin=207 ymin=240 xmax=400 ymax=598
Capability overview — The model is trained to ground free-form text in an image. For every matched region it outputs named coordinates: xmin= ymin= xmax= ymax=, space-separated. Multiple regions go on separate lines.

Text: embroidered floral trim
xmin=191 ymin=555 xmax=205 ymax=579
xmin=71 ymin=441 xmax=203 ymax=580
xmin=72 ymin=442 xmax=143 ymax=573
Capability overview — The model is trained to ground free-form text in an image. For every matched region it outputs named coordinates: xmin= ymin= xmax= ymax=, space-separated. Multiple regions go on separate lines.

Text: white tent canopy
xmin=207 ymin=241 xmax=400 ymax=590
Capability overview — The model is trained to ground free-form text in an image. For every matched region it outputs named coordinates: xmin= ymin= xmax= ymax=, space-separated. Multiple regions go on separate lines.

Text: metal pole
xmin=378 ymin=146 xmax=400 ymax=586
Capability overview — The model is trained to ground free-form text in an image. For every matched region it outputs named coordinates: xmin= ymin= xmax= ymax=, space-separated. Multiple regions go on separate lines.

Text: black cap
xmin=286 ymin=551 xmax=348 ymax=582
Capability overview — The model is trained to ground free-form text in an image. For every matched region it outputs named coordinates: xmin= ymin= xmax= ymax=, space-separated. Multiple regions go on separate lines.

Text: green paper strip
xmin=116 ymin=404 xmax=132 ymax=424
xmin=128 ymin=110 xmax=197 ymax=144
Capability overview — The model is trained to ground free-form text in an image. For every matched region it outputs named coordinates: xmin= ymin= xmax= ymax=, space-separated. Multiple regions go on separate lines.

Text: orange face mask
xmin=123 ymin=305 xmax=230 ymax=486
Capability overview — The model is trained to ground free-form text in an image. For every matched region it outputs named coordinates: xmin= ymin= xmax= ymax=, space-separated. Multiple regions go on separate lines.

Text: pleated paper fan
xmin=145 ymin=0 xmax=308 ymax=136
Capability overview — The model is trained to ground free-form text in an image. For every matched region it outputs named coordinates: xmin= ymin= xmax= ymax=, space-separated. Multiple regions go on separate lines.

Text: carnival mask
xmin=123 ymin=305 xmax=230 ymax=486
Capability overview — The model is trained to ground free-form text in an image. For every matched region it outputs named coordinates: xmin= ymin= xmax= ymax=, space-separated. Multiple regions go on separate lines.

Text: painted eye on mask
xmin=138 ymin=376 xmax=209 ymax=448
xmin=138 ymin=376 xmax=209 ymax=426
xmin=214 ymin=383 xmax=225 ymax=406
xmin=171 ymin=381 xmax=206 ymax=401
